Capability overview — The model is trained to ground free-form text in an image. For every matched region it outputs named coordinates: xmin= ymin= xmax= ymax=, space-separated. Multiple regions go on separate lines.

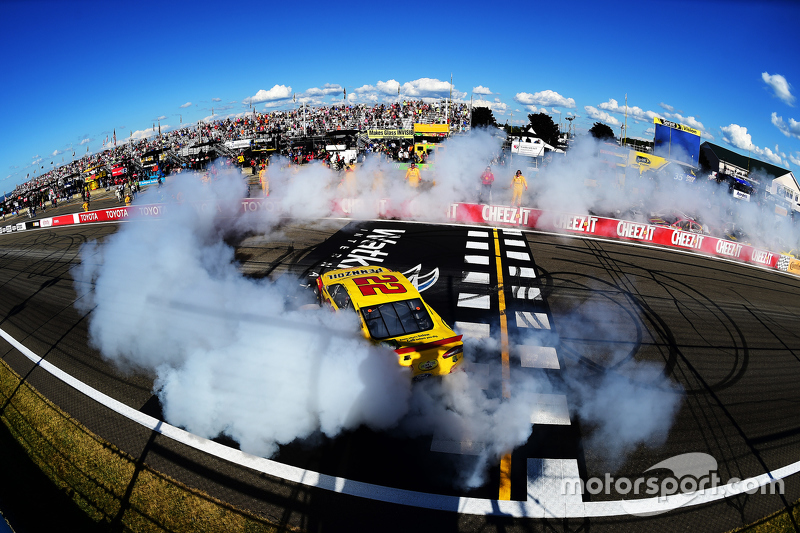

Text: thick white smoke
xmin=528 ymin=290 xmax=683 ymax=470
xmin=73 ymin=171 xmax=413 ymax=457
xmin=524 ymin=135 xmax=798 ymax=252
xmin=72 ymin=130 xmax=691 ymax=489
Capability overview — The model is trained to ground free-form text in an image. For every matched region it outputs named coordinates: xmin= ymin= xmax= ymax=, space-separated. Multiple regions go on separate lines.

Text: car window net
xmin=361 ymin=299 xmax=433 ymax=339
xmin=330 ymin=284 xmax=352 ymax=310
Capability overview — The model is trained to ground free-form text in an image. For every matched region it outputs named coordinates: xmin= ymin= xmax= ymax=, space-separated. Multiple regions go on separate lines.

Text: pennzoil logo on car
xmin=326 ymin=267 xmax=386 ymax=280
xmin=419 ymin=360 xmax=438 ymax=371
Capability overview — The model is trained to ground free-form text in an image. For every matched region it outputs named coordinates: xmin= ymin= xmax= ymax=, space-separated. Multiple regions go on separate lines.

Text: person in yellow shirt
xmin=258 ymin=165 xmax=269 ymax=197
xmin=404 ymin=162 xmax=421 ymax=188
xmin=341 ymin=163 xmax=358 ymax=197
xmin=511 ymin=169 xmax=528 ymax=207
xmin=124 ymin=194 xmax=132 ymax=206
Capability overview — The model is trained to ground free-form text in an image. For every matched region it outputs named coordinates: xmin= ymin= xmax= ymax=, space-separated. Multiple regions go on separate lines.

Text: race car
xmin=315 ymin=266 xmax=463 ymax=379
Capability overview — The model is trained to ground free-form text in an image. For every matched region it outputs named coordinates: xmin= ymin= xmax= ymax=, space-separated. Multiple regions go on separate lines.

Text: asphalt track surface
xmin=0 ymin=204 xmax=799 ymax=532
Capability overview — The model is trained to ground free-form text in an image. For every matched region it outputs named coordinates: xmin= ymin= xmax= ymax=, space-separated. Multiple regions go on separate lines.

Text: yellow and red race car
xmin=315 ymin=266 xmax=463 ymax=379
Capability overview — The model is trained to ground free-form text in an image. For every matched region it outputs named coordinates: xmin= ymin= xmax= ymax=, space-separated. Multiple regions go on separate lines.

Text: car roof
xmin=320 ymin=266 xmax=421 ymax=307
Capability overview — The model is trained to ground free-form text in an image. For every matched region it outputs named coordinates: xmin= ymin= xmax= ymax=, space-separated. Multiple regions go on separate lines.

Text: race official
xmin=511 ymin=169 xmax=528 ymax=207
xmin=405 ymin=162 xmax=421 ymax=188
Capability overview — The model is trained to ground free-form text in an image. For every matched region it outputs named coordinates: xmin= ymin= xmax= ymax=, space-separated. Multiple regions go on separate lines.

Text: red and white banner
xmin=446 ymin=202 xmax=780 ymax=270
xmin=19 ymin=199 xmax=788 ymax=275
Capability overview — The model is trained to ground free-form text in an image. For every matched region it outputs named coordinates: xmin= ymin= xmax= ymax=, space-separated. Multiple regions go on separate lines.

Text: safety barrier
xmin=3 ymin=199 xmax=800 ymax=277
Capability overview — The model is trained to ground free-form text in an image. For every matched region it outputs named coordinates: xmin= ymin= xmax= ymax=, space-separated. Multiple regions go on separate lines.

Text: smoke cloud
xmin=72 ymin=129 xmax=696 ymax=489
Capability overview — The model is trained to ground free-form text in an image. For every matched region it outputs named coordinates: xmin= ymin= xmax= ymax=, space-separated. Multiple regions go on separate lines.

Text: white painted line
xmin=504 ymin=239 xmax=527 ymax=247
xmin=464 ymin=255 xmax=490 ymax=265
xmin=516 ymin=311 xmax=551 ymax=329
xmin=509 ymin=266 xmax=536 ymax=278
xmin=511 ymin=286 xmax=541 ymax=300
xmin=530 ymin=394 xmax=571 ymax=425
xmin=506 ymin=251 xmax=531 ymax=261
xmin=503 ymin=229 xmax=523 ymax=236
xmin=527 ymin=459 xmax=583 ymax=518
xmin=466 ymin=241 xmax=490 ymax=251
xmin=517 ymin=346 xmax=560 ymax=369
xmin=457 ymin=293 xmax=491 ymax=310
xmin=0 ymin=326 xmax=798 ymax=518
xmin=454 ymin=322 xmax=491 ymax=339
xmin=468 ymin=230 xmax=489 ymax=238
xmin=463 ymin=271 xmax=490 ymax=284
xmin=431 ymin=434 xmax=486 ymax=455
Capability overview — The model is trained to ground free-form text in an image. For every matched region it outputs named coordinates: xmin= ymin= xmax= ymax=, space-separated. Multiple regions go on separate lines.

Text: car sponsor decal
xmin=394 ymin=335 xmax=463 ymax=355
xmin=402 ymin=264 xmax=440 ymax=292
xmin=419 ymin=360 xmax=438 ymax=371
xmin=352 ymin=274 xmax=407 ymax=296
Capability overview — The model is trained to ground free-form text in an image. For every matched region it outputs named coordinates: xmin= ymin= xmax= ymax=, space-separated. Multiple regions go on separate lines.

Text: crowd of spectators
xmin=2 ymin=99 xmax=472 ymax=217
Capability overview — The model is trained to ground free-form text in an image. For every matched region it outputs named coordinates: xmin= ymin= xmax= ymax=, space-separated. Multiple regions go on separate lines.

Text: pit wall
xmin=3 ymin=199 xmax=799 ymax=277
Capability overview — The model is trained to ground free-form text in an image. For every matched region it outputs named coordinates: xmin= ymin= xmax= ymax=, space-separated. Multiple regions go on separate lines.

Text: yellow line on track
xmin=493 ymin=228 xmax=512 ymax=500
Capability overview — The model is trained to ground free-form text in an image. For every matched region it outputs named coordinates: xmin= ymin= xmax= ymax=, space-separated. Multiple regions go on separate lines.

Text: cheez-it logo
xmin=352 ymin=275 xmax=407 ymax=296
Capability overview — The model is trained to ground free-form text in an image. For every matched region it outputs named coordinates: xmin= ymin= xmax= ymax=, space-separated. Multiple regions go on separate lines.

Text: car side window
xmin=329 ymin=284 xmax=352 ymax=310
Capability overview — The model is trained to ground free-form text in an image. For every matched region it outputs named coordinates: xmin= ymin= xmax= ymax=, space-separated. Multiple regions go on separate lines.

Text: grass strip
xmin=730 ymin=499 xmax=800 ymax=532
xmin=0 ymin=355 xmax=288 ymax=532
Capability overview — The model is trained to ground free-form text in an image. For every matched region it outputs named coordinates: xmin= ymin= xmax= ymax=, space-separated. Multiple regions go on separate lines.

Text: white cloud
xmin=721 ymin=123 xmax=786 ymax=166
xmin=129 ymin=128 xmax=157 ymax=141
xmin=771 ymin=112 xmax=800 ymax=139
xmin=157 ymin=115 xmax=167 ymax=121
xmin=79 ymin=138 xmax=90 ymax=145
xmin=377 ymin=80 xmax=401 ymax=95
xmin=659 ymin=102 xmax=674 ymax=112
xmin=584 ymin=105 xmax=621 ymax=126
xmin=597 ymin=98 xmax=660 ymax=122
xmin=353 ymin=84 xmax=376 ymax=94
xmin=551 ymin=108 xmax=561 ymax=115
xmin=790 ymin=153 xmax=800 ymax=167
xmin=243 ymin=85 xmax=292 ymax=105
xmin=514 ymin=90 xmax=576 ymax=108
xmin=473 ymin=98 xmax=508 ymax=114
xmin=644 ymin=127 xmax=655 ymax=136
xmin=762 ymin=72 xmax=795 ymax=106
xmin=212 ymin=97 xmax=221 ymax=102
xmin=523 ymin=104 xmax=539 ymax=113
xmin=720 ymin=124 xmax=754 ymax=150
xmin=350 ymin=92 xmax=379 ymax=103
xmin=180 ymin=102 xmax=192 ymax=108
xmin=305 ymin=83 xmax=343 ymax=97
xmin=401 ymin=78 xmax=465 ymax=99
xmin=473 ymin=85 xmax=493 ymax=95
xmin=759 ymin=146 xmax=784 ymax=166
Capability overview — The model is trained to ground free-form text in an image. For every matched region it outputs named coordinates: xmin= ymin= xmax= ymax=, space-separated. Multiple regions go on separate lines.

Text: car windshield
xmin=361 ymin=298 xmax=434 ymax=339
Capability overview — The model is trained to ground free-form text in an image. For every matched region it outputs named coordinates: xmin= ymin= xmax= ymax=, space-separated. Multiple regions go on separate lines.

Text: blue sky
xmin=2 ymin=0 xmax=799 ymax=191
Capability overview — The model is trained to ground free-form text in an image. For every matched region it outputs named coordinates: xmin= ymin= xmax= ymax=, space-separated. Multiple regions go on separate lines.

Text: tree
xmin=471 ymin=106 xmax=496 ymax=128
xmin=526 ymin=113 xmax=560 ymax=147
xmin=589 ymin=122 xmax=616 ymax=141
